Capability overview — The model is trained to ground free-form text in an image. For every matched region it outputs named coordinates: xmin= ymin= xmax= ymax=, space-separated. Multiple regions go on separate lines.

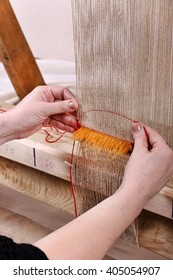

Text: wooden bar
xmin=0 ymin=128 xmax=172 ymax=220
xmin=0 ymin=130 xmax=72 ymax=181
xmin=138 ymin=210 xmax=173 ymax=259
xmin=0 ymin=105 xmax=172 ymax=259
xmin=0 ymin=184 xmax=169 ymax=259
xmin=0 ymin=0 xmax=45 ymax=99
xmin=0 ymin=103 xmax=172 ymax=220
xmin=0 ymin=0 xmax=172 ymax=260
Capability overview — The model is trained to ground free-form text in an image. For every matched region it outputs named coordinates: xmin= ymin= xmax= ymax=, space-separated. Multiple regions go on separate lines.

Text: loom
xmin=71 ymin=0 xmax=173 ymax=244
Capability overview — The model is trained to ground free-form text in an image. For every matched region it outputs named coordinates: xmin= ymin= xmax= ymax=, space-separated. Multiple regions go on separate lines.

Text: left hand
xmin=5 ymin=86 xmax=79 ymax=139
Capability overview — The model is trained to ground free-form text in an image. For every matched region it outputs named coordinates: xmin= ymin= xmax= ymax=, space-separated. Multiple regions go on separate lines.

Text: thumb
xmin=44 ymin=100 xmax=78 ymax=115
xmin=132 ymin=122 xmax=148 ymax=152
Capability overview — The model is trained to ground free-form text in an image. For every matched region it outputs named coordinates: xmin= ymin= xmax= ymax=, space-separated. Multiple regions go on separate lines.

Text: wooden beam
xmin=0 ymin=103 xmax=172 ymax=220
xmin=0 ymin=206 xmax=51 ymax=244
xmin=108 ymin=238 xmax=168 ymax=260
xmin=0 ymin=0 xmax=45 ymax=99
xmin=145 ymin=191 xmax=173 ymax=220
xmin=0 ymin=129 xmax=72 ymax=181
xmin=0 ymin=130 xmax=172 ymax=220
xmin=0 ymin=184 xmax=168 ymax=259
xmin=0 ymin=112 xmax=172 ymax=220
xmin=138 ymin=210 xmax=173 ymax=259
xmin=0 ymin=183 xmax=75 ymax=231
xmin=0 ymin=116 xmax=172 ymax=220
xmin=0 ymin=156 xmax=75 ymax=215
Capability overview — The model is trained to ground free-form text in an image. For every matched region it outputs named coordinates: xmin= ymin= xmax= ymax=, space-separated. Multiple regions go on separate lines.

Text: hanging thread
xmin=43 ymin=126 xmax=66 ymax=143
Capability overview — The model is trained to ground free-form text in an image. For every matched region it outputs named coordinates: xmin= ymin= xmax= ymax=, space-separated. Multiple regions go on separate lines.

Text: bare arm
xmin=34 ymin=123 xmax=173 ymax=259
xmin=0 ymin=87 xmax=172 ymax=260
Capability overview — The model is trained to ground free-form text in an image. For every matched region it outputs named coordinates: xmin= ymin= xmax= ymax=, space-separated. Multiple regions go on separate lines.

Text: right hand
xmin=4 ymin=86 xmax=79 ymax=140
xmin=120 ymin=123 xmax=173 ymax=202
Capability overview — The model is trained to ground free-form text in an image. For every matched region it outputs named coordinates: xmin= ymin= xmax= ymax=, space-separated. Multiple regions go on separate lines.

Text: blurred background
xmin=10 ymin=0 xmax=75 ymax=61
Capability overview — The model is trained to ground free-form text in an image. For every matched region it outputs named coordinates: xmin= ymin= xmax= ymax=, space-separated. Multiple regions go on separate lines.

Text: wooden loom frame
xmin=0 ymin=0 xmax=45 ymax=99
xmin=0 ymin=0 xmax=172 ymax=259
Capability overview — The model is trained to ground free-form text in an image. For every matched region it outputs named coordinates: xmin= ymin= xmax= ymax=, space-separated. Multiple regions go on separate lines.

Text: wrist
xmin=114 ymin=185 xmax=146 ymax=215
xmin=119 ymin=179 xmax=150 ymax=203
xmin=0 ymin=111 xmax=17 ymax=145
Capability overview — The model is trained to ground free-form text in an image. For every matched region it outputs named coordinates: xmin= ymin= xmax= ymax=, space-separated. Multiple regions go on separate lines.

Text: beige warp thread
xmin=71 ymin=0 xmax=173 ymax=245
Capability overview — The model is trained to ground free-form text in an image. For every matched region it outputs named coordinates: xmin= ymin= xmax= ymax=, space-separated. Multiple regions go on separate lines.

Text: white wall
xmin=9 ymin=0 xmax=75 ymax=61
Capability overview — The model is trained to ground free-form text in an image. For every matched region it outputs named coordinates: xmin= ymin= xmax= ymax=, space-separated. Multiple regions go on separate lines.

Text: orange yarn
xmin=73 ymin=126 xmax=133 ymax=156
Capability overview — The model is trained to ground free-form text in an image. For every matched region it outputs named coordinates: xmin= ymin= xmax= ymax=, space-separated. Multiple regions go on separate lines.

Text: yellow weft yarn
xmin=73 ymin=126 xmax=132 ymax=156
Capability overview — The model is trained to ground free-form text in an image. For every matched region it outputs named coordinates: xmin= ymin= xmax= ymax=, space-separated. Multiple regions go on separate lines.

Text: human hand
xmin=5 ymin=86 xmax=79 ymax=139
xmin=120 ymin=123 xmax=173 ymax=203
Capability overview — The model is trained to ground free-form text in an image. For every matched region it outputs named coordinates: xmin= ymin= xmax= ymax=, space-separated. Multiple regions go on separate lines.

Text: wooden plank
xmin=0 ymin=206 xmax=51 ymax=244
xmin=0 ymin=183 xmax=74 ymax=231
xmin=145 ymin=192 xmax=173 ymax=220
xmin=0 ymin=136 xmax=72 ymax=181
xmin=108 ymin=238 xmax=168 ymax=260
xmin=0 ymin=104 xmax=172 ymax=220
xmin=0 ymin=127 xmax=172 ymax=220
xmin=2 ymin=105 xmax=171 ymax=219
xmin=138 ymin=210 xmax=173 ymax=259
xmin=0 ymin=184 xmax=168 ymax=260
xmin=0 ymin=0 xmax=45 ymax=99
xmin=0 ymin=156 xmax=76 ymax=215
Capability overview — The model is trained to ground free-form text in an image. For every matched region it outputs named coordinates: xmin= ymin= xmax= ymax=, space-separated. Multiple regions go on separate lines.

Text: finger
xmin=66 ymin=111 xmax=78 ymax=119
xmin=46 ymin=86 xmax=76 ymax=101
xmin=142 ymin=125 xmax=167 ymax=147
xmin=51 ymin=114 xmax=78 ymax=128
xmin=132 ymin=122 xmax=148 ymax=152
xmin=50 ymin=119 xmax=77 ymax=133
xmin=44 ymin=100 xmax=78 ymax=116
xmin=53 ymin=111 xmax=78 ymax=121
xmin=63 ymin=88 xmax=76 ymax=101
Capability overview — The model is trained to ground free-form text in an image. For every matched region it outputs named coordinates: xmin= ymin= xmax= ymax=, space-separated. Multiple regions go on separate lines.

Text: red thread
xmin=0 ymin=106 xmax=78 ymax=216
xmin=43 ymin=126 xmax=78 ymax=217
xmin=84 ymin=109 xmax=137 ymax=123
xmin=44 ymin=126 xmax=66 ymax=143
xmin=70 ymin=140 xmax=78 ymax=217
xmin=0 ymin=108 xmax=6 ymax=113
xmin=143 ymin=126 xmax=152 ymax=150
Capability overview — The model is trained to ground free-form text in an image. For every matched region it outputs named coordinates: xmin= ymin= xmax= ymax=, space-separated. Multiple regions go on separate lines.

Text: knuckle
xmin=35 ymin=85 xmax=45 ymax=91
xmin=58 ymin=102 xmax=66 ymax=113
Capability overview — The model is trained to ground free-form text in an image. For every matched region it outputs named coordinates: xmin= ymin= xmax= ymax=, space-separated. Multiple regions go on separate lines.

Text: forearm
xmin=34 ymin=187 xmax=146 ymax=260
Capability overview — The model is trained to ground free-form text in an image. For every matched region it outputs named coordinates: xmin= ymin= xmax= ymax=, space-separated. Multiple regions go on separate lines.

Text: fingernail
xmin=132 ymin=122 xmax=143 ymax=133
xmin=69 ymin=101 xmax=76 ymax=110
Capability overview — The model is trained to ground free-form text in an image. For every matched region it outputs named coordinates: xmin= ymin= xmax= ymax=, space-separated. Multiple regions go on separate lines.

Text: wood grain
xmin=0 ymin=206 xmax=51 ymax=244
xmin=0 ymin=156 xmax=76 ymax=215
xmin=138 ymin=210 xmax=173 ymax=259
xmin=0 ymin=102 xmax=172 ymax=220
xmin=0 ymin=184 xmax=168 ymax=259
xmin=0 ymin=0 xmax=45 ymax=99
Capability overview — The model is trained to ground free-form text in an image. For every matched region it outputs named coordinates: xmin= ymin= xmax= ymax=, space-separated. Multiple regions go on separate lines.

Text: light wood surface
xmin=0 ymin=135 xmax=172 ymax=219
xmin=0 ymin=103 xmax=172 ymax=220
xmin=0 ymin=206 xmax=51 ymax=244
xmin=0 ymin=0 xmax=172 ymax=260
xmin=138 ymin=210 xmax=173 ymax=259
xmin=0 ymin=0 xmax=45 ymax=99
xmin=0 ymin=107 xmax=172 ymax=259
xmin=0 ymin=183 xmax=169 ymax=259
xmin=0 ymin=156 xmax=75 ymax=215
